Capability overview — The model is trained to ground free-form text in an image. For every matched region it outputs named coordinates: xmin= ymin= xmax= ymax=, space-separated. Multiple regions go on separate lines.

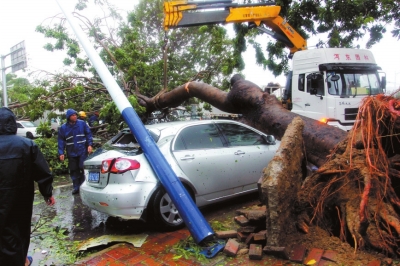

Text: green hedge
xmin=34 ymin=137 xmax=69 ymax=176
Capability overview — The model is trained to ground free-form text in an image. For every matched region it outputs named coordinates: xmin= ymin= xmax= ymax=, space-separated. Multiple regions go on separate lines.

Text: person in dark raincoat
xmin=0 ymin=107 xmax=55 ymax=266
xmin=58 ymin=109 xmax=93 ymax=194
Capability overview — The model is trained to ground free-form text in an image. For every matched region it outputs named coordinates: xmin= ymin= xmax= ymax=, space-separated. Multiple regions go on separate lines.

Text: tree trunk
xmin=137 ymin=74 xmax=347 ymax=167
xmin=138 ymin=74 xmax=400 ymax=255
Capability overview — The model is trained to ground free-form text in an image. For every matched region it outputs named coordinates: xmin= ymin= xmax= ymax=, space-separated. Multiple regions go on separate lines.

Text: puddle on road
xmin=29 ymin=184 xmax=162 ymax=265
xmin=32 ymin=185 xmax=155 ymax=241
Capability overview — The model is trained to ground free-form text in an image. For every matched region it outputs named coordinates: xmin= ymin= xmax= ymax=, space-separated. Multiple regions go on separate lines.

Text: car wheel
xmin=152 ymin=186 xmax=194 ymax=230
xmin=26 ymin=132 xmax=34 ymax=139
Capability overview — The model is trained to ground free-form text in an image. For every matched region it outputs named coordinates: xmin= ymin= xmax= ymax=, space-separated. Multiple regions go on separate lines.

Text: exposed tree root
xmin=299 ymin=94 xmax=400 ymax=256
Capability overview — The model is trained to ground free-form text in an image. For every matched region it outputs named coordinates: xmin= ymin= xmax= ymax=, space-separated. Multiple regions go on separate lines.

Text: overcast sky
xmin=1 ymin=0 xmax=399 ymax=91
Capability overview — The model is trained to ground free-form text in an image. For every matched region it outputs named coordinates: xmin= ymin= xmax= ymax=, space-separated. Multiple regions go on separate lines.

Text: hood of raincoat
xmin=66 ymin=109 xmax=78 ymax=120
xmin=0 ymin=107 xmax=17 ymax=135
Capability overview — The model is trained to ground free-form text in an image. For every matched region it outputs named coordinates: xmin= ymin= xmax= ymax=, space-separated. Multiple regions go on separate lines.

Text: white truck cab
xmin=282 ymin=48 xmax=386 ymax=131
xmin=162 ymin=2 xmax=387 ymax=131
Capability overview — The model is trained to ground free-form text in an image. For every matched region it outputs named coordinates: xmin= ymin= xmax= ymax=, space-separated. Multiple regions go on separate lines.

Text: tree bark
xmin=137 ymin=74 xmax=347 ymax=167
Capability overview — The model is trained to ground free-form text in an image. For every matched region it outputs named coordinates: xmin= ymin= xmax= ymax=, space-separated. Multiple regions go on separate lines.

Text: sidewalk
xmin=74 ymin=228 xmax=286 ymax=266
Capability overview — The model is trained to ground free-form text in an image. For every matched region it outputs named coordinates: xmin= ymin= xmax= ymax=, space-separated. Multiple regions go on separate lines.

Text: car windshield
xmin=20 ymin=121 xmax=36 ymax=127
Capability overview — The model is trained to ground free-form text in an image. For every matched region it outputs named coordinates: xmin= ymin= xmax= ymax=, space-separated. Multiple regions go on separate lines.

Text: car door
xmin=172 ymin=123 xmax=236 ymax=200
xmin=216 ymin=122 xmax=277 ymax=192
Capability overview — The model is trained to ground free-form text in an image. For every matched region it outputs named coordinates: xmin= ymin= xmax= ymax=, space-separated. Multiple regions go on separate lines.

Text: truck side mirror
xmin=331 ymin=74 xmax=340 ymax=82
xmin=381 ymin=76 xmax=386 ymax=89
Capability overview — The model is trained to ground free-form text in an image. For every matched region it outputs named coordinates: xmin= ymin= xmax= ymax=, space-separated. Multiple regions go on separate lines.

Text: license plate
xmin=88 ymin=172 xmax=100 ymax=183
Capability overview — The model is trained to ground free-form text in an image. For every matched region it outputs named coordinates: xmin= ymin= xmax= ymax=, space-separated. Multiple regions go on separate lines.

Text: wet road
xmin=28 ymin=183 xmax=260 ymax=265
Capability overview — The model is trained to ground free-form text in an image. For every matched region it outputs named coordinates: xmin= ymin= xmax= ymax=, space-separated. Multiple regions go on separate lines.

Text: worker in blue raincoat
xmin=0 ymin=107 xmax=55 ymax=266
xmin=58 ymin=109 xmax=93 ymax=194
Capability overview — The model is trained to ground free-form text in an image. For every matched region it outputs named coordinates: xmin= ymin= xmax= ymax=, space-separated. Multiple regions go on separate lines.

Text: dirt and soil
xmin=233 ymin=202 xmax=396 ymax=265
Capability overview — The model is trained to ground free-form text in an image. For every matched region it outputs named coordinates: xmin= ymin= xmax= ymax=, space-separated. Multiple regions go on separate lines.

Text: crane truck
xmin=163 ymin=0 xmax=387 ymax=131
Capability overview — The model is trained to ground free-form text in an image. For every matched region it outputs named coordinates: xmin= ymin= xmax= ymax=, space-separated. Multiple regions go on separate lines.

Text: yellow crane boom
xmin=163 ymin=0 xmax=307 ymax=57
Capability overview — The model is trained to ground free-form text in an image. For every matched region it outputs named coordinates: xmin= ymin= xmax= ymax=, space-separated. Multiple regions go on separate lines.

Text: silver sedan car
xmin=80 ymin=120 xmax=279 ymax=230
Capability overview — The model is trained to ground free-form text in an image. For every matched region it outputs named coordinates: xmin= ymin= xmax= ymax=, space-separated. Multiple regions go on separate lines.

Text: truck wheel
xmin=26 ymin=132 xmax=34 ymax=139
xmin=151 ymin=186 xmax=194 ymax=230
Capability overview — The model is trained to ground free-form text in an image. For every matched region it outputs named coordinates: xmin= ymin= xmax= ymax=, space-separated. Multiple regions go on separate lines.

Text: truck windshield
xmin=326 ymin=72 xmax=383 ymax=97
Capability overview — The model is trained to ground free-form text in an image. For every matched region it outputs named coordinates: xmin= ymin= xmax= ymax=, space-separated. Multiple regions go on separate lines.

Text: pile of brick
xmin=214 ymin=205 xmax=384 ymax=266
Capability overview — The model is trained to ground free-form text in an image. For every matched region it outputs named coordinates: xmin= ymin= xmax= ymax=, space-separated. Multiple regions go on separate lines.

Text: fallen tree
xmin=137 ymin=74 xmax=400 ymax=255
xmin=137 ymin=74 xmax=347 ymax=167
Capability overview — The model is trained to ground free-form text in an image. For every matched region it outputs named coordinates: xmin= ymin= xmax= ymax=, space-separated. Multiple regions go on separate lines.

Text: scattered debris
xmin=78 ymin=234 xmax=148 ymax=251
xmin=223 ymin=238 xmax=240 ymax=257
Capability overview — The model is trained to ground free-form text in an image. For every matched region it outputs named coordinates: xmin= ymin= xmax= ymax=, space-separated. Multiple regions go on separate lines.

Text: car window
xmin=217 ymin=123 xmax=266 ymax=146
xmin=16 ymin=123 xmax=23 ymax=128
xmin=20 ymin=121 xmax=36 ymax=127
xmin=174 ymin=124 xmax=223 ymax=151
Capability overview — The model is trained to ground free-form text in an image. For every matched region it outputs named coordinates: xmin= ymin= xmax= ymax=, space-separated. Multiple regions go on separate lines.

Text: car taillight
xmin=101 ymin=158 xmax=140 ymax=174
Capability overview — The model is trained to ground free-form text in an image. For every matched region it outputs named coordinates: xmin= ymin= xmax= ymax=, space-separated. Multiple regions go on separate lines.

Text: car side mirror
xmin=264 ymin=135 xmax=276 ymax=145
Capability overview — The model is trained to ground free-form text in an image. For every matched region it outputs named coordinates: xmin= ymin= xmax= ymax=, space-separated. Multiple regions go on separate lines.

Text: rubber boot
xmin=71 ymin=178 xmax=80 ymax=195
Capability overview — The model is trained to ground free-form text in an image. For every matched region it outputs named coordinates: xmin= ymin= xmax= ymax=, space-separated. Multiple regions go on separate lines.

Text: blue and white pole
xmin=54 ymin=0 xmax=214 ymax=244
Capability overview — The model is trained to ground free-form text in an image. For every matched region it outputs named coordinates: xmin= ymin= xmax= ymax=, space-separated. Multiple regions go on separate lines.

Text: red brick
xmin=304 ymin=248 xmax=324 ymax=265
xmin=253 ymin=231 xmax=266 ymax=241
xmin=384 ymin=258 xmax=393 ymax=265
xmin=123 ymin=254 xmax=149 ymax=264
xmin=263 ymin=246 xmax=289 ymax=260
xmin=136 ymin=257 xmax=164 ymax=265
xmin=237 ymin=231 xmax=249 ymax=242
xmin=246 ymin=210 xmax=266 ymax=221
xmin=245 ymin=233 xmax=255 ymax=245
xmin=237 ymin=226 xmax=257 ymax=233
xmin=216 ymin=230 xmax=237 ymax=239
xmin=249 ymin=244 xmax=263 ymax=260
xmin=318 ymin=259 xmax=333 ymax=266
xmin=235 ymin=215 xmax=249 ymax=226
xmin=223 ymin=238 xmax=240 ymax=257
xmin=102 ymin=244 xmax=134 ymax=260
xmin=321 ymin=250 xmax=337 ymax=262
xmin=290 ymin=244 xmax=306 ymax=263
xmin=367 ymin=260 xmax=381 ymax=266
